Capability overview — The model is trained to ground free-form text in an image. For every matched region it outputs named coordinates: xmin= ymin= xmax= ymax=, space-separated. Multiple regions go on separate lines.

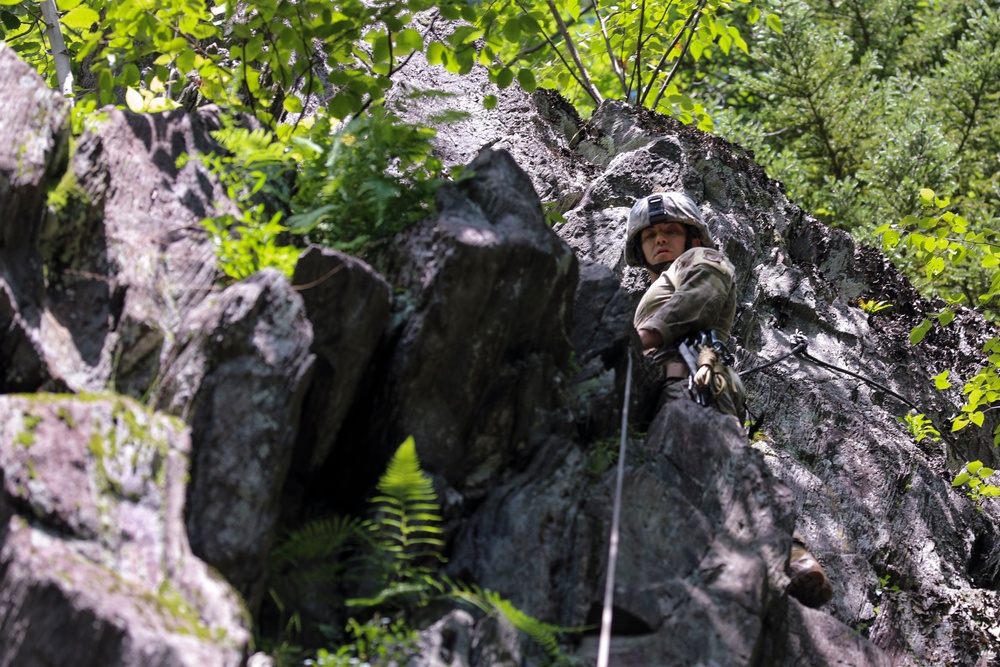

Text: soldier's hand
xmin=693 ymin=346 xmax=718 ymax=391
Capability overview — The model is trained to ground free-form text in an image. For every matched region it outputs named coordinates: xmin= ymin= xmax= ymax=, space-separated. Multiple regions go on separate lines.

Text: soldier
xmin=626 ymin=191 xmax=833 ymax=608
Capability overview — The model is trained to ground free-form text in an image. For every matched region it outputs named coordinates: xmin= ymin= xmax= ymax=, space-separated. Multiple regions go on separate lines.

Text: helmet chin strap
xmin=648 ymin=259 xmax=672 ymax=275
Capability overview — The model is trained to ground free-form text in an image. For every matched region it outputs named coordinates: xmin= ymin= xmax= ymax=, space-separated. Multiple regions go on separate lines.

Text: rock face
xmin=383 ymin=51 xmax=1000 ymax=667
xmin=2 ymin=38 xmax=999 ymax=667
xmin=0 ymin=395 xmax=249 ymax=666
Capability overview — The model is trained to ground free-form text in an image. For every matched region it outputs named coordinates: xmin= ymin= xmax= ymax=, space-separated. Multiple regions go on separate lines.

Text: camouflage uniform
xmin=633 ymin=246 xmax=746 ymax=422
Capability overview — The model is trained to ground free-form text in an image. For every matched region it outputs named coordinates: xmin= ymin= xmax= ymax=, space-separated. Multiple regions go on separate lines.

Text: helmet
xmin=624 ymin=192 xmax=714 ymax=267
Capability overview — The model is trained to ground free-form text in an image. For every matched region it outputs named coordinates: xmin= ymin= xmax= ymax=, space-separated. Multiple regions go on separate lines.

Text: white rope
xmin=597 ymin=351 xmax=633 ymax=667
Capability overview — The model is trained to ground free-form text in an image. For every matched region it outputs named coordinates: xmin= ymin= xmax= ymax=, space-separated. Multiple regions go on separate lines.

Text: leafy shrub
xmin=285 ymin=110 xmax=444 ymax=252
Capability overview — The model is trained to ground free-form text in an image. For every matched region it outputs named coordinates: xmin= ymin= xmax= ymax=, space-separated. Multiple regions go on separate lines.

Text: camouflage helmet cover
xmin=624 ymin=192 xmax=714 ymax=266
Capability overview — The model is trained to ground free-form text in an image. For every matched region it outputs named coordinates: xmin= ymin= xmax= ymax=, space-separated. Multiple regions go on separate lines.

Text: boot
xmin=787 ymin=538 xmax=833 ymax=608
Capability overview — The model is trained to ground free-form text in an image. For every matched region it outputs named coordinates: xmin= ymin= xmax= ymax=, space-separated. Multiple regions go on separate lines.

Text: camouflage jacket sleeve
xmin=633 ymin=247 xmax=736 ymax=349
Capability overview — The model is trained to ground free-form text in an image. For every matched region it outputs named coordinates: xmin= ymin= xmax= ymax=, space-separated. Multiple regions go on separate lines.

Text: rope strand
xmin=597 ymin=351 xmax=633 ymax=667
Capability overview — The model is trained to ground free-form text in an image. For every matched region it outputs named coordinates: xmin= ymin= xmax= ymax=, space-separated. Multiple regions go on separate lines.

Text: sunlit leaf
xmin=61 ymin=5 xmax=100 ymax=29
xmin=125 ymin=87 xmax=145 ymax=113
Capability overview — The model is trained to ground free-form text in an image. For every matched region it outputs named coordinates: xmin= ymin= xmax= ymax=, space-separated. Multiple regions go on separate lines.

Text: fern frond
xmin=437 ymin=577 xmax=577 ymax=659
xmin=269 ymin=516 xmax=374 ymax=570
xmin=371 ymin=437 xmax=446 ymax=577
xmin=375 ymin=437 xmax=436 ymax=503
xmin=347 ymin=580 xmax=436 ymax=609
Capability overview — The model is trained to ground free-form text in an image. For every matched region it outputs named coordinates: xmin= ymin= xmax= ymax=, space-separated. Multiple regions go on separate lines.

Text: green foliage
xmin=951 ymin=460 xmax=1000 ymax=508
xmin=201 ymin=209 xmax=299 ymax=283
xmin=470 ymin=0 xmax=774 ymax=126
xmin=872 ymin=573 xmax=899 ymax=616
xmin=875 ymin=188 xmax=999 ymax=319
xmin=187 ymin=124 xmax=300 ymax=283
xmin=715 ymin=0 xmax=1000 ymax=247
xmin=264 ymin=437 xmax=572 ymax=665
xmin=5 ymin=0 xmax=471 ymax=130
xmin=858 ymin=299 xmax=892 ymax=314
xmin=286 ymin=110 xmax=443 ymax=252
xmin=356 ymin=435 xmax=445 ymax=600
xmin=875 ymin=191 xmax=1000 ymax=451
xmin=878 ymin=190 xmax=1000 ymax=509
xmin=899 ymin=412 xmax=941 ymax=444
xmin=194 ymin=107 xmax=443 ymax=278
xmin=305 ymin=616 xmax=417 ymax=667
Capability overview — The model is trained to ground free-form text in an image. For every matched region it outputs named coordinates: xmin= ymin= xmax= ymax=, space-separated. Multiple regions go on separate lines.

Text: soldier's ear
xmin=692 ymin=238 xmax=703 ymax=247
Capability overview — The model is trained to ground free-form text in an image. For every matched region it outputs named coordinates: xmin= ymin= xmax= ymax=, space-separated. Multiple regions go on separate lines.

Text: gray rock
xmin=155 ymin=269 xmax=314 ymax=607
xmin=373 ymin=148 xmax=578 ymax=496
xmin=0 ymin=395 xmax=249 ymax=666
xmin=383 ymin=51 xmax=597 ymax=212
xmin=0 ymin=45 xmax=69 ymax=392
xmin=292 ymin=245 xmax=392 ymax=473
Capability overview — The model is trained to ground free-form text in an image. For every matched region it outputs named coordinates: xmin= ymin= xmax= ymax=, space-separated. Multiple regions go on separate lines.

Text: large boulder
xmin=357 ymin=148 xmax=578 ymax=499
xmin=155 ymin=269 xmax=314 ymax=605
xmin=291 ymin=246 xmax=392 ymax=476
xmin=0 ymin=44 xmax=69 ymax=392
xmin=0 ymin=394 xmax=250 ymax=666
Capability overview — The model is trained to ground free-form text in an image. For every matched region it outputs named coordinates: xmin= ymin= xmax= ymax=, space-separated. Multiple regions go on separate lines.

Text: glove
xmin=693 ymin=347 xmax=718 ymax=391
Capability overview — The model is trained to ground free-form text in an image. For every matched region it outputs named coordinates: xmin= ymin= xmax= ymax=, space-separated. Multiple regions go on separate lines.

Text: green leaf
xmin=919 ymin=188 xmax=935 ymax=206
xmin=176 ymin=48 xmax=196 ymax=74
xmin=286 ymin=204 xmax=338 ymax=232
xmin=933 ymin=370 xmax=952 ymax=390
xmin=765 ymin=13 xmax=782 ymax=34
xmin=61 ymin=5 xmax=100 ymax=29
xmin=502 ymin=19 xmax=520 ymax=42
xmin=978 ymin=467 xmax=995 ymax=479
xmin=121 ymin=63 xmax=141 ymax=87
xmin=372 ymin=32 xmax=390 ymax=63
xmin=517 ymin=68 xmax=536 ymax=92
xmin=125 ymin=87 xmax=145 ymax=113
xmin=426 ymin=41 xmax=449 ymax=66
xmin=483 ymin=94 xmax=498 ymax=109
xmin=747 ymin=6 xmax=760 ymax=23
xmin=0 ymin=9 xmax=19 ymax=30
xmin=937 ymin=309 xmax=955 ymax=326
xmin=396 ymin=28 xmax=423 ymax=52
xmin=952 ymin=472 xmax=971 ymax=487
xmin=98 ymin=69 xmax=114 ymax=106
xmin=968 ymin=461 xmax=983 ymax=474
xmin=494 ymin=67 xmax=514 ymax=88
xmin=909 ymin=319 xmax=932 ymax=345
xmin=971 ymin=411 xmax=985 ymax=427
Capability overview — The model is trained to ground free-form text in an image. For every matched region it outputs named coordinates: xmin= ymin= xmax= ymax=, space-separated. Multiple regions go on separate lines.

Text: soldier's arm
xmin=636 ymin=262 xmax=732 ymax=349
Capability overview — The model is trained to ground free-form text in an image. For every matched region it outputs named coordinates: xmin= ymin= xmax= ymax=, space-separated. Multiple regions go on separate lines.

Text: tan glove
xmin=693 ymin=347 xmax=718 ymax=391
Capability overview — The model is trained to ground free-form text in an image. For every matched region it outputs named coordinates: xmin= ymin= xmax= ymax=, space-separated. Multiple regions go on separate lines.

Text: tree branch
xmin=39 ymin=0 xmax=75 ymax=101
xmin=643 ymin=0 xmax=706 ymax=108
xmin=543 ymin=0 xmax=602 ymax=105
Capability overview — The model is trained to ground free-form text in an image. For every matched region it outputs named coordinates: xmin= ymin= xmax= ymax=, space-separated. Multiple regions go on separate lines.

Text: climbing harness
xmin=597 ymin=351 xmax=632 ymax=667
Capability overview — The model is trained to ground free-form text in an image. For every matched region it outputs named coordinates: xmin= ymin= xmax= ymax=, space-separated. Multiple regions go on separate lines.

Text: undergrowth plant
xmin=263 ymin=436 xmax=572 ymax=666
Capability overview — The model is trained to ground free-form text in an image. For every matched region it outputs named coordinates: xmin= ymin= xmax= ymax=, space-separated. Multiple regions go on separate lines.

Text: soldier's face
xmin=641 ymin=222 xmax=698 ymax=266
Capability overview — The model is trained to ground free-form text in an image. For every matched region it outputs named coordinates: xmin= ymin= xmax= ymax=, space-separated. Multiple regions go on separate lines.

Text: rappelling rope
xmin=739 ymin=333 xmax=950 ymax=441
xmin=597 ymin=351 xmax=632 ymax=667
